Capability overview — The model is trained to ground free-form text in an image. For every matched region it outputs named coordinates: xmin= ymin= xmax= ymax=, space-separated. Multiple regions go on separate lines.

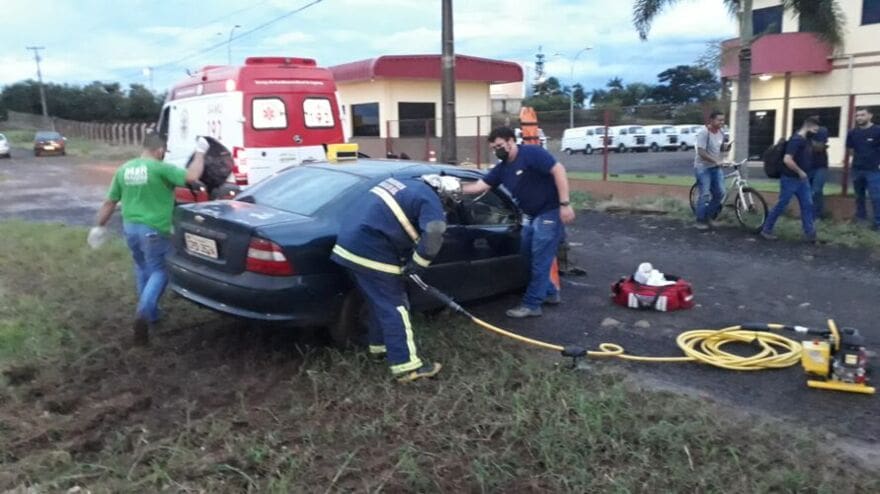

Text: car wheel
xmin=564 ymin=148 xmax=573 ymax=155
xmin=680 ymin=142 xmax=688 ymax=151
xmin=584 ymin=145 xmax=593 ymax=155
xmin=617 ymin=144 xmax=626 ymax=153
xmin=34 ymin=150 xmax=40 ymax=157
xmin=650 ymin=143 xmax=660 ymax=152
xmin=329 ymin=289 xmax=367 ymax=348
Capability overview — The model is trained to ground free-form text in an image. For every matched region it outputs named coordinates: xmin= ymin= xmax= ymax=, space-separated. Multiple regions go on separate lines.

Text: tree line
xmin=0 ymin=80 xmax=164 ymax=123
xmin=523 ymin=64 xmax=721 ymax=113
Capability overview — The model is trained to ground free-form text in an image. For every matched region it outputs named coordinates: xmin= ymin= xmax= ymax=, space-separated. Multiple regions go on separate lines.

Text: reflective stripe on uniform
xmin=369 ymin=345 xmax=387 ymax=355
xmin=412 ymin=252 xmax=431 ymax=268
xmin=370 ymin=186 xmax=420 ymax=243
xmin=390 ymin=306 xmax=422 ymax=375
xmin=332 ymin=245 xmax=403 ymax=275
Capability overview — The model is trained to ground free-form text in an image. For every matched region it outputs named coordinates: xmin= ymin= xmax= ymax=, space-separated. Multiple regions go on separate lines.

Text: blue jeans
xmin=123 ymin=222 xmax=171 ymax=323
xmin=521 ymin=209 xmax=564 ymax=309
xmin=852 ymin=169 xmax=880 ymax=227
xmin=762 ymin=176 xmax=816 ymax=237
xmin=808 ymin=167 xmax=827 ymax=218
xmin=694 ymin=167 xmax=725 ymax=222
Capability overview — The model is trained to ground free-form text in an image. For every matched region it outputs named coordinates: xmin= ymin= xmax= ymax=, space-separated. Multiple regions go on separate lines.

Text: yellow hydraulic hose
xmin=471 ymin=316 xmax=804 ymax=371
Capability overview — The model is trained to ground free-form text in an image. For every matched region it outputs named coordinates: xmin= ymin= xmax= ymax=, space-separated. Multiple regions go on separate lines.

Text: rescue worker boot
xmin=132 ymin=316 xmax=149 ymax=347
xmin=396 ymin=362 xmax=442 ymax=383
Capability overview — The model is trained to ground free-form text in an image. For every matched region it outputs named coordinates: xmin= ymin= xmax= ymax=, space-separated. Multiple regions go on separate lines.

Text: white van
xmin=644 ymin=125 xmax=681 ymax=152
xmin=560 ymin=126 xmax=613 ymax=155
xmin=609 ymin=125 xmax=648 ymax=153
xmin=676 ymin=125 xmax=703 ymax=150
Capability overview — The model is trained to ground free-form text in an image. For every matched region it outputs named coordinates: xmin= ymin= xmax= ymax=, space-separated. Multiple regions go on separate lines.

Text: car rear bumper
xmin=168 ymin=253 xmax=346 ymax=324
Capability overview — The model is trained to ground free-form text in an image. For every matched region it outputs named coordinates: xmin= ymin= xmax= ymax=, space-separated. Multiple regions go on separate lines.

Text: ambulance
xmin=156 ymin=56 xmax=348 ymax=202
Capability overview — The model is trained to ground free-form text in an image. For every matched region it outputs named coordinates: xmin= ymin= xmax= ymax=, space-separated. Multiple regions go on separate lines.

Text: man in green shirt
xmin=92 ymin=132 xmax=207 ymax=346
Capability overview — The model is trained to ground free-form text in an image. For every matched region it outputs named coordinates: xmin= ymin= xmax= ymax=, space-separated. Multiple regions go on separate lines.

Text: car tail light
xmin=232 ymin=146 xmax=249 ymax=186
xmin=246 ymin=237 xmax=294 ymax=276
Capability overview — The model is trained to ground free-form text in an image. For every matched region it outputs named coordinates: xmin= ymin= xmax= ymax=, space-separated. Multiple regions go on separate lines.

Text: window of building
xmin=864 ymin=0 xmax=880 ymax=25
xmin=792 ymin=107 xmax=841 ymax=138
xmin=753 ymin=5 xmax=783 ymax=35
xmin=351 ymin=103 xmax=379 ymax=137
xmin=398 ymin=102 xmax=436 ymax=137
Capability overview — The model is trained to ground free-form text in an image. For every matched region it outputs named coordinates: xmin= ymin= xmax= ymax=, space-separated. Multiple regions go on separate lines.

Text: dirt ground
xmin=1 ymin=150 xmax=879 ymax=479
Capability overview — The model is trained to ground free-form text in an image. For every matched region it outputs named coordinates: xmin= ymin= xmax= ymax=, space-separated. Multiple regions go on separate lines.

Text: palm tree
xmin=633 ymin=0 xmax=845 ymax=168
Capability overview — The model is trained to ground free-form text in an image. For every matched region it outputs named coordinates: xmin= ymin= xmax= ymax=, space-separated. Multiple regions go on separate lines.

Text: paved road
xmin=0 ymin=147 xmax=117 ymax=226
xmin=2 ymin=147 xmax=878 ymax=450
xmin=551 ymin=147 xmax=847 ymax=184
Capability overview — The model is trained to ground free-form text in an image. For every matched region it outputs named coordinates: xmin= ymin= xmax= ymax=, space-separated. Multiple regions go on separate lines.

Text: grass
xmin=569 ymin=171 xmax=844 ymax=195
xmin=0 ymin=222 xmax=878 ymax=492
xmin=1 ymin=127 xmax=139 ymax=161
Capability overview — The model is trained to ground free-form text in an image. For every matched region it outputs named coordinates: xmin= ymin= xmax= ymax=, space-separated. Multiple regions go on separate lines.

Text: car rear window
xmin=36 ymin=132 xmax=61 ymax=140
xmin=240 ymin=166 xmax=364 ymax=216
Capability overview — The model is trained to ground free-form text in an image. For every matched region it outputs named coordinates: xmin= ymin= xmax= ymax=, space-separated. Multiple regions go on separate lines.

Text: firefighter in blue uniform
xmin=331 ymin=174 xmax=461 ymax=382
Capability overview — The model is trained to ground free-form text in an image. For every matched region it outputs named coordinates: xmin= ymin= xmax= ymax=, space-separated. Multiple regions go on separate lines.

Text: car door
xmin=448 ymin=174 xmax=527 ymax=301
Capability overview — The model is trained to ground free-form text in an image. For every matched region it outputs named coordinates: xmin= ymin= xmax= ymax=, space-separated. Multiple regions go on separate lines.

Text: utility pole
xmin=440 ymin=0 xmax=457 ymax=164
xmin=569 ymin=46 xmax=592 ymax=129
xmin=26 ymin=46 xmax=49 ymax=119
xmin=228 ymin=24 xmax=241 ymax=65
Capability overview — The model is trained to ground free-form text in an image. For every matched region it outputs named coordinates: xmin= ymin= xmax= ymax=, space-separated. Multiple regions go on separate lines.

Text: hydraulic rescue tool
xmin=409 ymin=275 xmax=874 ymax=395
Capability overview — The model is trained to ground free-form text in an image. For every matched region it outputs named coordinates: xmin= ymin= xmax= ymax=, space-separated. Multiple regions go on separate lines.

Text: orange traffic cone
xmin=428 ymin=150 xmax=437 ymax=162
xmin=550 ymin=257 xmax=561 ymax=291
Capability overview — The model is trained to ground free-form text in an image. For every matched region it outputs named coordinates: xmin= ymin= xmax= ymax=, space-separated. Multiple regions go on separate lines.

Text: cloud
xmin=265 ymin=31 xmax=316 ymax=45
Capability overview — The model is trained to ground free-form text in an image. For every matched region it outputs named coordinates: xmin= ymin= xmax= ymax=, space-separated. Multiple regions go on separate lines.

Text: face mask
xmin=494 ymin=147 xmax=509 ymax=161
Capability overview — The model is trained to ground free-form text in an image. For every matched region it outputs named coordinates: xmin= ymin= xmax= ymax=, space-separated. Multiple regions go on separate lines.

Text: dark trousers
xmin=762 ymin=175 xmax=816 ymax=237
xmin=350 ymin=269 xmax=422 ymax=375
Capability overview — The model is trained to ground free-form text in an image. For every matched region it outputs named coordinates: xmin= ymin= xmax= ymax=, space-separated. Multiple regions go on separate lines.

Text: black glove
xmin=403 ymin=259 xmax=425 ymax=277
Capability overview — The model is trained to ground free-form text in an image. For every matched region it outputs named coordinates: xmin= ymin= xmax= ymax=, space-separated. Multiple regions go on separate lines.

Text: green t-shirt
xmin=107 ymin=157 xmax=188 ymax=234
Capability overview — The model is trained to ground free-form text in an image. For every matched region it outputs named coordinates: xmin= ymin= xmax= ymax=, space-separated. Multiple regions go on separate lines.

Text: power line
xmin=148 ymin=0 xmax=324 ymax=73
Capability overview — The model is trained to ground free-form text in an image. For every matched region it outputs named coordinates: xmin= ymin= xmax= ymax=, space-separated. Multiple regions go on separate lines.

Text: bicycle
xmin=688 ymin=159 xmax=768 ymax=233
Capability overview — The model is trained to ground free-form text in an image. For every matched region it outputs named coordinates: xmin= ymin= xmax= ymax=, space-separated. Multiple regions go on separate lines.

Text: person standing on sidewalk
xmin=461 ymin=126 xmax=575 ymax=319
xmin=693 ymin=111 xmax=729 ymax=230
xmin=90 ymin=133 xmax=207 ymax=346
xmin=845 ymin=107 xmax=880 ymax=230
xmin=761 ymin=117 xmax=820 ymax=242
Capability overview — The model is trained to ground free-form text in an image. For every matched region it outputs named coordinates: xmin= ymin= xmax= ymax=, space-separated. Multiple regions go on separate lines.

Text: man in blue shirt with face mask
xmin=761 ymin=117 xmax=820 ymax=242
xmin=461 ymin=126 xmax=575 ymax=318
xmin=846 ymin=107 xmax=880 ymax=230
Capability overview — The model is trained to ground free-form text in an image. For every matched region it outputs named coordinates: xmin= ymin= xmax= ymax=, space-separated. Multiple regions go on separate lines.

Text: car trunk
xmin=173 ymin=200 xmax=310 ymax=274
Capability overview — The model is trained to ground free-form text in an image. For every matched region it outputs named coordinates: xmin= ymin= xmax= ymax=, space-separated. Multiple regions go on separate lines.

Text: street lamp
xmin=569 ymin=46 xmax=592 ymax=129
xmin=228 ymin=24 xmax=242 ymax=65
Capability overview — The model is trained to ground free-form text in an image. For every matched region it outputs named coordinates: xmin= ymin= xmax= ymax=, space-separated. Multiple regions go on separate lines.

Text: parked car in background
xmin=0 ymin=133 xmax=10 ymax=158
xmin=515 ymin=127 xmax=548 ymax=149
xmin=609 ymin=125 xmax=648 ymax=153
xmin=644 ymin=125 xmax=680 ymax=152
xmin=167 ymin=160 xmax=529 ymax=344
xmin=676 ymin=124 xmax=703 ymax=150
xmin=33 ymin=131 xmax=66 ymax=157
xmin=561 ymin=126 xmax=612 ymax=155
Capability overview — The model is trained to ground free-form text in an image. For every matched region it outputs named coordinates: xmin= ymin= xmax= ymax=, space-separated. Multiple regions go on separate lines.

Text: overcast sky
xmin=2 ymin=0 xmax=736 ymax=93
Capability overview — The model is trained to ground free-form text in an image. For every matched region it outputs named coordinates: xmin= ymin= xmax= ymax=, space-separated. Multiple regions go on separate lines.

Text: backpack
xmin=762 ymin=138 xmax=787 ymax=179
xmin=611 ymin=276 xmax=694 ymax=312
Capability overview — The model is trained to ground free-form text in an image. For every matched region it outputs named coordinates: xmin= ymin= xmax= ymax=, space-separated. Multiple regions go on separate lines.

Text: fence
xmin=5 ymin=110 xmax=153 ymax=147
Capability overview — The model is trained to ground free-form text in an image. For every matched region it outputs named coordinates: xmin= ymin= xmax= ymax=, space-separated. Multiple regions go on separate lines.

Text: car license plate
xmin=44 ymin=145 xmax=55 ymax=150
xmin=184 ymin=233 xmax=218 ymax=259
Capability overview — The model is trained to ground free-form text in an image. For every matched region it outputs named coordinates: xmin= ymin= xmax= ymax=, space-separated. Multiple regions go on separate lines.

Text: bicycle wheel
xmin=689 ymin=182 xmax=699 ymax=213
xmin=735 ymin=187 xmax=768 ymax=233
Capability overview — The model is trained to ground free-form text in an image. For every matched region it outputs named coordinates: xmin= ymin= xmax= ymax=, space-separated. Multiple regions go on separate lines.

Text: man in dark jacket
xmin=331 ymin=174 xmax=459 ymax=382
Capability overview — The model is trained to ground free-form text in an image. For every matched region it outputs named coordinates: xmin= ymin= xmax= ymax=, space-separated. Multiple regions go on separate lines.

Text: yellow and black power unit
xmin=326 ymin=143 xmax=359 ymax=163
